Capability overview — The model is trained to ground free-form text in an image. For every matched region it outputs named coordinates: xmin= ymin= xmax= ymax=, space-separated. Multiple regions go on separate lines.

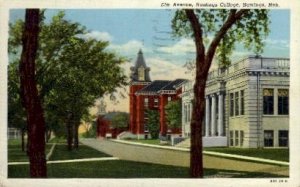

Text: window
xmin=168 ymin=96 xmax=172 ymax=102
xmin=235 ymin=130 xmax=239 ymax=146
xmin=144 ymin=98 xmax=149 ymax=108
xmin=263 ymin=89 xmax=274 ymax=115
xmin=138 ymin=67 xmax=145 ymax=81
xmin=154 ymin=98 xmax=159 ymax=107
xmin=278 ymin=89 xmax=289 ymax=115
xmin=230 ymin=93 xmax=234 ymax=117
xmin=240 ymin=90 xmax=245 ymax=115
xmin=230 ymin=131 xmax=234 ymax=146
xmin=240 ymin=131 xmax=244 ymax=147
xmin=235 ymin=92 xmax=239 ymax=116
xmin=279 ymin=130 xmax=288 ymax=147
xmin=264 ymin=130 xmax=274 ymax=147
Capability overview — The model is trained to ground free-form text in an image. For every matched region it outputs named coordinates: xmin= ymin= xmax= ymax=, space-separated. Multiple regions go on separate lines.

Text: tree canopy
xmin=165 ymin=100 xmax=182 ymax=129
xmin=172 ymin=9 xmax=270 ymax=67
xmin=110 ymin=112 xmax=129 ymax=129
xmin=8 ymin=10 xmax=128 ymax=149
xmin=145 ymin=109 xmax=160 ymax=139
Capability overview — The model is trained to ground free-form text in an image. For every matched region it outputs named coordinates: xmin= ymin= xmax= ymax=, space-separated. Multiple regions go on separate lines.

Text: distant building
xmin=96 ymin=112 xmax=128 ymax=139
xmin=181 ymin=56 xmax=289 ymax=148
xmin=127 ymin=50 xmax=186 ymax=139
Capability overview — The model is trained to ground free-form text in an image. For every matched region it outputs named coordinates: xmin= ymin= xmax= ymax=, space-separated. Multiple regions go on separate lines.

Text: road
xmin=80 ymin=138 xmax=288 ymax=176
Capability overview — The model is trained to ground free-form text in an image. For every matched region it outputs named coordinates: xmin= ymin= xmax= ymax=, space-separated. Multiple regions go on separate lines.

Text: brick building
xmin=128 ymin=50 xmax=186 ymax=139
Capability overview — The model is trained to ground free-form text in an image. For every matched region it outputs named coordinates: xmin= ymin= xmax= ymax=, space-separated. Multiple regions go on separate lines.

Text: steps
xmin=175 ymin=138 xmax=190 ymax=148
xmin=116 ymin=131 xmax=137 ymax=140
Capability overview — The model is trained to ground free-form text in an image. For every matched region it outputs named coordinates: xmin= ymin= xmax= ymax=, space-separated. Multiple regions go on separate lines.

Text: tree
xmin=8 ymin=61 xmax=27 ymax=151
xmin=165 ymin=100 xmax=182 ymax=130
xmin=19 ymin=9 xmax=47 ymax=177
xmin=146 ymin=110 xmax=160 ymax=139
xmin=110 ymin=112 xmax=129 ymax=129
xmin=9 ymin=11 xmax=128 ymax=151
xmin=172 ymin=9 xmax=270 ymax=178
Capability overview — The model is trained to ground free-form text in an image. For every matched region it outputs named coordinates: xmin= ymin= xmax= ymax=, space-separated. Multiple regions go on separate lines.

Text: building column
xmin=211 ymin=94 xmax=216 ymax=136
xmin=218 ymin=93 xmax=224 ymax=136
xmin=205 ymin=96 xmax=210 ymax=136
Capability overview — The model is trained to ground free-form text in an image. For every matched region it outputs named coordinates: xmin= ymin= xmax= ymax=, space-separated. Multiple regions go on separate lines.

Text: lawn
xmin=49 ymin=144 xmax=111 ymax=160
xmin=8 ymin=160 xmax=286 ymax=178
xmin=8 ymin=139 xmax=53 ymax=162
xmin=204 ymin=147 xmax=289 ymax=162
xmin=8 ymin=139 xmax=288 ymax=178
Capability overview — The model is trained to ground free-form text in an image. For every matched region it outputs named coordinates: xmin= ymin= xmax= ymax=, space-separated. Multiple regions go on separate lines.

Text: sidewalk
xmin=113 ymin=139 xmax=289 ymax=166
xmin=8 ymin=157 xmax=119 ymax=165
xmin=81 ymin=138 xmax=289 ymax=176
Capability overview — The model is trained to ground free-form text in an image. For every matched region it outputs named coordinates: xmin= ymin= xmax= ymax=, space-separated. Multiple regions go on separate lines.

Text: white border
xmin=1 ymin=0 xmax=299 ymax=187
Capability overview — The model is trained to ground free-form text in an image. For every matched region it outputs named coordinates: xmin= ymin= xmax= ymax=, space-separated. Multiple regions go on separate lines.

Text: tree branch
xmin=206 ymin=9 xmax=250 ymax=66
xmin=185 ymin=9 xmax=205 ymax=61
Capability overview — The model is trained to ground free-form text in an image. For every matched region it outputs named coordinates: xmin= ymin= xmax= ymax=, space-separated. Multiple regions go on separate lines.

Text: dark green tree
xmin=110 ymin=112 xmax=129 ymax=129
xmin=146 ymin=110 xmax=160 ymax=139
xmin=172 ymin=9 xmax=270 ymax=177
xmin=165 ymin=100 xmax=182 ymax=130
xmin=8 ymin=11 xmax=128 ymax=151
xmin=8 ymin=61 xmax=27 ymax=151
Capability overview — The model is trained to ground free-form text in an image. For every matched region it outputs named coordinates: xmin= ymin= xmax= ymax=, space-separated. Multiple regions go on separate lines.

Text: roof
xmin=103 ymin=112 xmax=128 ymax=120
xmin=136 ymin=79 xmax=187 ymax=95
xmin=130 ymin=49 xmax=151 ymax=82
xmin=161 ymin=79 xmax=187 ymax=91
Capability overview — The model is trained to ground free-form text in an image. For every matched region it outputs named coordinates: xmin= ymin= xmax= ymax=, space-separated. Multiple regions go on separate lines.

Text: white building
xmin=181 ymin=56 xmax=289 ymax=148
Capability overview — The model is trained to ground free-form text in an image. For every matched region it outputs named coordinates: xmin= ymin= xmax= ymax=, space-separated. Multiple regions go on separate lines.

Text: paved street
xmin=80 ymin=138 xmax=289 ymax=176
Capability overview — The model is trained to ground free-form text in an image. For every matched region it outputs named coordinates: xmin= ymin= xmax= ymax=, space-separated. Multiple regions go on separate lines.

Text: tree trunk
xmin=73 ymin=123 xmax=79 ymax=149
xmin=19 ymin=9 xmax=47 ymax=178
xmin=66 ymin=113 xmax=73 ymax=151
xmin=190 ymin=71 xmax=208 ymax=178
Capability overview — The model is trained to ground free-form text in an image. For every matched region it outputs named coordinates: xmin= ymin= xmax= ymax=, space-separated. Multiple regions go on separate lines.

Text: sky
xmin=9 ymin=9 xmax=290 ymax=113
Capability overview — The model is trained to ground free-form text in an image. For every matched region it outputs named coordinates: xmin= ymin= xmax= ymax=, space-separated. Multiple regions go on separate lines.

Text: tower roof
xmin=130 ymin=49 xmax=151 ymax=82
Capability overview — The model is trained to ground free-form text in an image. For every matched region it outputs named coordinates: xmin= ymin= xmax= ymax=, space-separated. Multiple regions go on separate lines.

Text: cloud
xmin=109 ymin=40 xmax=146 ymax=56
xmin=156 ymin=38 xmax=195 ymax=55
xmin=147 ymin=57 xmax=193 ymax=80
xmin=80 ymin=31 xmax=114 ymax=42
xmin=264 ymin=39 xmax=289 ymax=49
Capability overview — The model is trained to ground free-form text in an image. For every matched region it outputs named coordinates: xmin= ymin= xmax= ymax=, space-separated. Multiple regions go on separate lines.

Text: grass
xmin=8 ymin=139 xmax=53 ymax=162
xmin=8 ymin=160 xmax=286 ymax=178
xmin=204 ymin=147 xmax=289 ymax=162
xmin=49 ymin=144 xmax=111 ymax=160
xmin=8 ymin=139 xmax=287 ymax=178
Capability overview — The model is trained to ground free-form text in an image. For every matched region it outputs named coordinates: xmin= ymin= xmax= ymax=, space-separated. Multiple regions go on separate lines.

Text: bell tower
xmin=129 ymin=49 xmax=151 ymax=135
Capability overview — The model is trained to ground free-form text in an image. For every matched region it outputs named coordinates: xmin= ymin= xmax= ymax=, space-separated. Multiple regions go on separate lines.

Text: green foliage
xmin=110 ymin=112 xmax=129 ymax=129
xmin=172 ymin=9 xmax=270 ymax=67
xmin=165 ymin=100 xmax=182 ymax=129
xmin=8 ymin=60 xmax=26 ymax=131
xmin=146 ymin=110 xmax=160 ymax=139
xmin=8 ymin=10 xmax=128 ymax=139
xmin=81 ymin=121 xmax=97 ymax=138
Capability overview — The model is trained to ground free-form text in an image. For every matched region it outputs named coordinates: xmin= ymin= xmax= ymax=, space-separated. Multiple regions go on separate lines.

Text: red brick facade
xmin=129 ymin=50 xmax=186 ymax=138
